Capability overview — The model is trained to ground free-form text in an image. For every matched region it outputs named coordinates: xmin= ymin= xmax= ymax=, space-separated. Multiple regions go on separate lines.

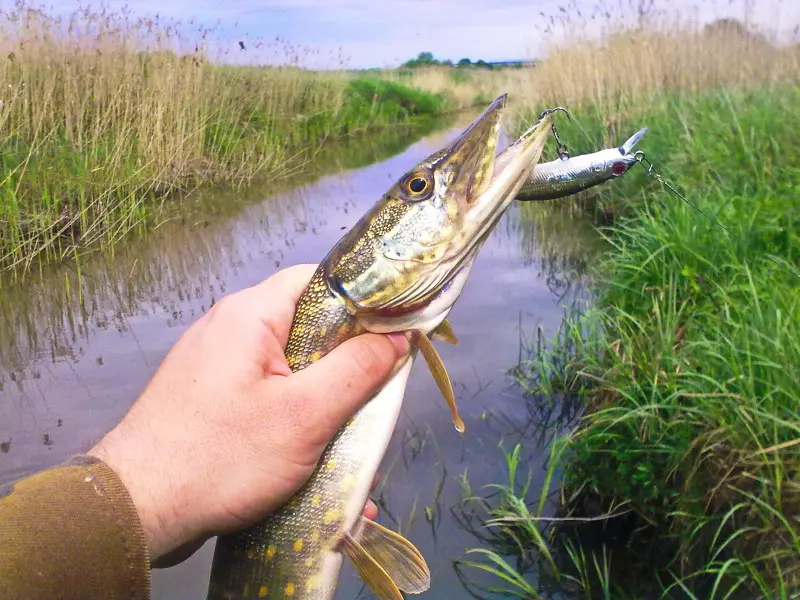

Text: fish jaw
xmin=356 ymin=253 xmax=477 ymax=336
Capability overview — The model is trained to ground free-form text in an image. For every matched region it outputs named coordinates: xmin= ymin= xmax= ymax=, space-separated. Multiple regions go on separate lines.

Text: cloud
xmin=28 ymin=0 xmax=800 ymax=69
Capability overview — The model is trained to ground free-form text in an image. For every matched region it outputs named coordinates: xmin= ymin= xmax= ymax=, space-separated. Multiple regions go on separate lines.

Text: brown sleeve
xmin=0 ymin=456 xmax=151 ymax=600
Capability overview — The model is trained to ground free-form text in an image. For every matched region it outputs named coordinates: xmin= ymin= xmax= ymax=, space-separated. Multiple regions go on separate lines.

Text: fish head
xmin=323 ymin=95 xmax=555 ymax=333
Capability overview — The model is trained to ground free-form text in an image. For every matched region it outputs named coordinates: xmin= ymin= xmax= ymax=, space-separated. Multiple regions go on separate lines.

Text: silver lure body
xmin=516 ymin=127 xmax=647 ymax=201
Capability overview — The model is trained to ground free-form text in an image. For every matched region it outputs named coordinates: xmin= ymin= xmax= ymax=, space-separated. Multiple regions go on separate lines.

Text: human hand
xmin=87 ymin=264 xmax=408 ymax=566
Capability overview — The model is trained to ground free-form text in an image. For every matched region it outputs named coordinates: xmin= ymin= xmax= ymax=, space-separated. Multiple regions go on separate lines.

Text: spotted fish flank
xmin=207 ymin=96 xmax=558 ymax=599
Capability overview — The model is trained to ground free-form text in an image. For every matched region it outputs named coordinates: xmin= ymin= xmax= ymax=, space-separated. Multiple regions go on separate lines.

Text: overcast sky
xmin=32 ymin=0 xmax=800 ymax=69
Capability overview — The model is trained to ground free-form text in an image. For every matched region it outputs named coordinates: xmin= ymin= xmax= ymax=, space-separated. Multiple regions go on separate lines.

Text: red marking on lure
xmin=611 ymin=162 xmax=627 ymax=176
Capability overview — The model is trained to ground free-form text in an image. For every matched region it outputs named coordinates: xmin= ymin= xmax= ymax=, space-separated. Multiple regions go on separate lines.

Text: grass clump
xmin=460 ymin=84 xmax=799 ymax=598
xmin=0 ymin=3 xmax=450 ymax=274
xmin=346 ymin=77 xmax=451 ymax=120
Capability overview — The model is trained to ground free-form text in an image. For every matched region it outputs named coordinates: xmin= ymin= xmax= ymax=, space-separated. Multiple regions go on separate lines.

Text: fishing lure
xmin=515 ymin=127 xmax=648 ymax=201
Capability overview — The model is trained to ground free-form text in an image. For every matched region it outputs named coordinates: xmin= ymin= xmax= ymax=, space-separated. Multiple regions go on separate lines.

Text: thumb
xmin=287 ymin=332 xmax=409 ymax=435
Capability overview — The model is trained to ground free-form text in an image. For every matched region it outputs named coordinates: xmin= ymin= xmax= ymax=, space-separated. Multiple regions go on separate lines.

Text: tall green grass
xmin=461 ymin=86 xmax=800 ymax=599
xmin=0 ymin=3 xmax=452 ymax=274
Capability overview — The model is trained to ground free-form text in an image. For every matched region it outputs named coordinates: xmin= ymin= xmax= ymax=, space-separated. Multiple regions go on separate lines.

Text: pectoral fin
xmin=431 ymin=319 xmax=459 ymax=345
xmin=410 ymin=330 xmax=466 ymax=433
xmin=341 ymin=533 xmax=403 ymax=600
xmin=354 ymin=517 xmax=430 ymax=593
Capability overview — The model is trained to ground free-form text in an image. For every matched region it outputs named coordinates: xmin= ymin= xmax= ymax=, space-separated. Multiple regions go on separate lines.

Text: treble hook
xmin=538 ymin=106 xmax=572 ymax=121
xmin=539 ymin=107 xmax=572 ymax=160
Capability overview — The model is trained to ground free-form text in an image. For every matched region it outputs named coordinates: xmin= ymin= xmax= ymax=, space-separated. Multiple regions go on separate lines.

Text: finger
xmin=287 ymin=332 xmax=409 ymax=439
xmin=362 ymin=499 xmax=378 ymax=521
xmin=236 ymin=264 xmax=318 ymax=345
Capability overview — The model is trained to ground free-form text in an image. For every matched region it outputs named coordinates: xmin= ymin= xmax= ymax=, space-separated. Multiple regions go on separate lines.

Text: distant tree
xmin=702 ymin=18 xmax=773 ymax=51
xmin=703 ymin=17 xmax=750 ymax=37
xmin=402 ymin=51 xmax=440 ymax=67
xmin=401 ymin=52 xmax=527 ymax=70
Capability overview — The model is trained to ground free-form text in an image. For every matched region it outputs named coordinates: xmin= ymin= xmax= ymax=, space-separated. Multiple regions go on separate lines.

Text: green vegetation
xmin=401 ymin=51 xmax=529 ymax=69
xmin=0 ymin=4 xmax=453 ymax=274
xmin=345 ymin=77 xmax=451 ymax=121
xmin=458 ymin=86 xmax=799 ymax=598
xmin=402 ymin=51 xmax=454 ymax=68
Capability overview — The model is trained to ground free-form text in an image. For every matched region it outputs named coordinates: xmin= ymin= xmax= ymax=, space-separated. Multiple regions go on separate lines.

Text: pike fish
xmin=513 ymin=127 xmax=647 ymax=201
xmin=206 ymin=96 xmax=557 ymax=600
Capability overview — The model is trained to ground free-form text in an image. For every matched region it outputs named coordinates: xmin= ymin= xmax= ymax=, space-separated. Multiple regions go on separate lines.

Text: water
xmin=0 ymin=114 xmax=601 ymax=599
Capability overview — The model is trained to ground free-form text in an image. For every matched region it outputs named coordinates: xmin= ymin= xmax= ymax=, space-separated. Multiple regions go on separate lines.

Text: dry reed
xmin=403 ymin=7 xmax=799 ymax=130
xmin=0 ymin=2 xmax=429 ymax=272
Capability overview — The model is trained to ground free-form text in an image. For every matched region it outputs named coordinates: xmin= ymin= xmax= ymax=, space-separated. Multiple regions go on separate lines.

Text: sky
xmin=29 ymin=0 xmax=800 ymax=69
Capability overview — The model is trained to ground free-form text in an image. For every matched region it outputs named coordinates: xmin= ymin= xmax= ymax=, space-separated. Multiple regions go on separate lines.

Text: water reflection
xmin=0 ymin=116 xmax=454 ymax=371
xmin=0 ymin=113 xmax=601 ymax=600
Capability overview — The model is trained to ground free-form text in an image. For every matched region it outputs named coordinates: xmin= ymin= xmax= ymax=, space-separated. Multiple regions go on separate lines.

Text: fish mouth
xmin=437 ymin=97 xmax=556 ymax=281
xmin=431 ymin=94 xmax=508 ymax=205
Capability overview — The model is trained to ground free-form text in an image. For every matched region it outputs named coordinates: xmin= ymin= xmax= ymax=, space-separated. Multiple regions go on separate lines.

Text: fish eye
xmin=403 ymin=171 xmax=433 ymax=198
xmin=409 ymin=177 xmax=427 ymax=193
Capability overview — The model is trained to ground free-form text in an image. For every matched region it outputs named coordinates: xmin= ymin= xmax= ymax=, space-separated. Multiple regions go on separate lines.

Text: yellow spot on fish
xmin=324 ymin=508 xmax=341 ymax=524
xmin=285 ymin=583 xmax=295 ymax=596
xmin=310 ymin=529 xmax=320 ymax=542
xmin=325 ymin=459 xmax=337 ymax=471
xmin=311 ymin=494 xmax=321 ymax=507
xmin=266 ymin=545 xmax=276 ymax=559
xmin=293 ymin=539 xmax=303 ymax=551
xmin=287 ymin=497 xmax=298 ymax=509
xmin=340 ymin=474 xmax=355 ymax=491
xmin=310 ymin=351 xmax=322 ymax=362
xmin=258 ymin=585 xmax=268 ymax=598
xmin=319 ymin=326 xmax=328 ymax=336
xmin=306 ymin=576 xmax=321 ymax=591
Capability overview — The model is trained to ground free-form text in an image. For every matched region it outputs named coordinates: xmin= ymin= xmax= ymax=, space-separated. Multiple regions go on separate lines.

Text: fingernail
xmin=386 ymin=332 xmax=410 ymax=359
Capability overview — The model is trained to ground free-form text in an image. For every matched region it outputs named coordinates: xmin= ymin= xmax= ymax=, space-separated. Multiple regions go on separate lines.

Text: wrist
xmin=87 ymin=427 xmax=175 ymax=561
